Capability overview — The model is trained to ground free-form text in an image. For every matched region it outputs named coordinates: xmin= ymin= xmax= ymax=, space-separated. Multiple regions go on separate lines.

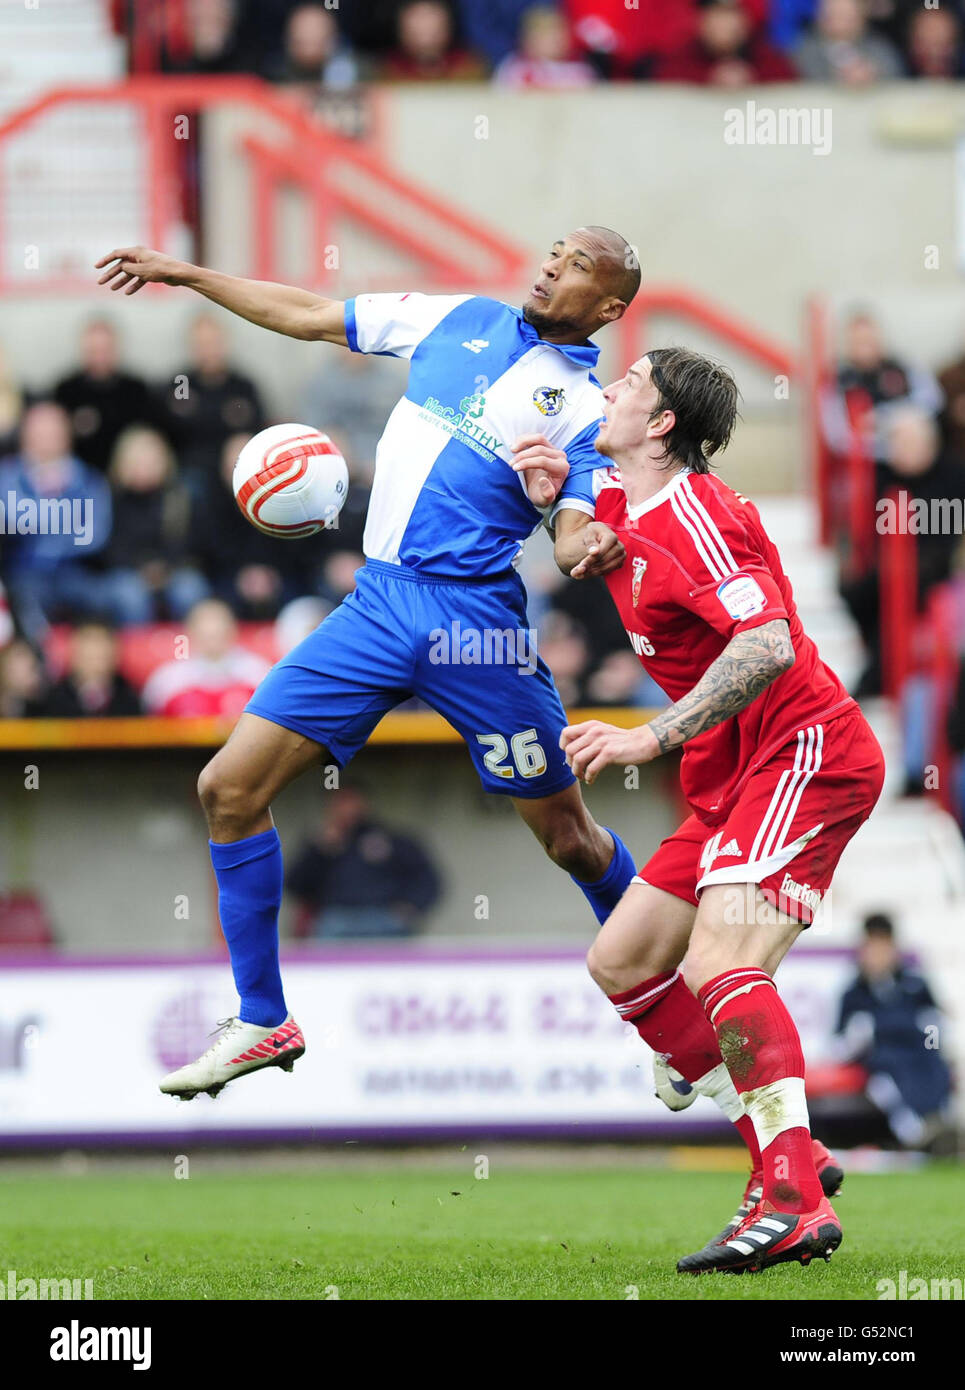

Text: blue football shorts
xmin=245 ymin=559 xmax=576 ymax=798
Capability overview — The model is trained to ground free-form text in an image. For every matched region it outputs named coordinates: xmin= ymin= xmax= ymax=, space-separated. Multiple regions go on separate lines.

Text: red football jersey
xmin=595 ymin=467 xmax=856 ymax=825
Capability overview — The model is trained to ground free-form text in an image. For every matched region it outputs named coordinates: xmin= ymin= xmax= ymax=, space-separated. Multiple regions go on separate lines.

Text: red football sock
xmin=610 ymin=970 xmax=721 ymax=1080
xmin=698 ymin=967 xmax=823 ymax=1214
xmin=735 ymin=1115 xmax=762 ymax=1180
xmin=608 ymin=971 xmax=761 ymax=1170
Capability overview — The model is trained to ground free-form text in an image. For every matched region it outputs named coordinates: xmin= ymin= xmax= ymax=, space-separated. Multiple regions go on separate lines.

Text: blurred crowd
xmin=821 ymin=307 xmax=965 ymax=823
xmin=0 ymin=314 xmax=658 ymax=720
xmin=113 ymin=0 xmax=965 ymax=93
xmin=5 ymin=298 xmax=965 ymax=778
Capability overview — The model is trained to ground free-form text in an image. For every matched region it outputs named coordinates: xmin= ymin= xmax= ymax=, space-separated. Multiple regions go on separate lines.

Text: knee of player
xmin=680 ymin=945 xmax=714 ymax=996
xmin=542 ymin=816 xmax=592 ymax=872
xmin=586 ymin=936 xmax=631 ymax=994
xmin=197 ymin=760 xmax=254 ymax=824
xmin=585 ymin=939 xmax=606 ymax=986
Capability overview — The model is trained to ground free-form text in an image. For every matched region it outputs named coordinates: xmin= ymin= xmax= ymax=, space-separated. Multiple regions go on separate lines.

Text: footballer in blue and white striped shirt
xmin=96 ymin=228 xmax=642 ymax=1097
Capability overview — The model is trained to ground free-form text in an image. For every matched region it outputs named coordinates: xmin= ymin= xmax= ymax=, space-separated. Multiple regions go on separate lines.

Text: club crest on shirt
xmin=632 ymin=555 xmax=648 ymax=606
xmin=533 ymin=386 xmax=566 ymax=417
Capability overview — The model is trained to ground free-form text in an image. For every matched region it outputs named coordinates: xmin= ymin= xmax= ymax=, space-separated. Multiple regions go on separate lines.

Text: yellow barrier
xmin=0 ymin=708 xmax=658 ymax=752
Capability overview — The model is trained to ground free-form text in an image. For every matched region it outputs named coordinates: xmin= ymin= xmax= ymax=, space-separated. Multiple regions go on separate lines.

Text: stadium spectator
xmin=53 ymin=318 xmax=165 ymax=474
xmin=274 ymin=595 xmax=331 ymax=655
xmin=37 ymin=620 xmax=142 ymax=717
xmin=839 ymin=406 xmax=965 ymax=696
xmin=104 ymin=427 xmax=208 ymax=622
xmin=0 ymin=403 xmax=115 ymax=642
xmin=655 ymin=0 xmax=798 ymax=84
xmin=536 ymin=610 xmax=591 ymax=707
xmin=794 ymin=0 xmax=904 ymax=83
xmin=565 ymin=0 xmax=681 ymax=77
xmin=141 ymin=597 xmax=270 ymax=718
xmin=317 ymin=549 xmax=365 ymax=609
xmin=266 ymin=3 xmax=360 ymax=88
xmin=937 ymin=328 xmax=965 ymax=465
xmin=565 ymin=0 xmax=769 ymax=79
xmin=165 ymin=313 xmax=266 ymax=483
xmin=0 ymin=637 xmax=47 ymax=717
xmin=494 ymin=6 xmax=597 ymax=88
xmin=768 ymin=0 xmax=819 ymax=50
xmin=188 ymin=433 xmax=310 ymax=619
xmin=383 ymin=0 xmax=485 ymax=80
xmin=162 ymin=0 xmax=251 ymax=74
xmin=455 ymin=0 xmax=534 ymax=66
xmin=583 ymin=649 xmax=667 ymax=708
xmin=548 ymin=568 xmax=633 ymax=671
xmin=824 ymin=310 xmax=943 ymax=467
xmin=903 ymin=7 xmax=964 ymax=80
xmin=286 ymin=784 xmax=443 ymax=938
xmin=297 ymin=350 xmax=404 ymax=479
xmin=835 ymin=913 xmax=952 ymax=1148
xmin=864 ymin=0 xmax=963 ymax=50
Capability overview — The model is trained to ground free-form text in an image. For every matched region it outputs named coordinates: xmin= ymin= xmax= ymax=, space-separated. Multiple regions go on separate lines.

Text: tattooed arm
xmin=647 ymin=618 xmax=795 ymax=754
xmin=560 ymin=619 xmax=794 ymax=784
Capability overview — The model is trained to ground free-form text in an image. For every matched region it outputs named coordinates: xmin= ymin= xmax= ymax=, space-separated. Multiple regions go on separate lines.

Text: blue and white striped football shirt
xmin=344 ymin=292 xmax=606 ymax=578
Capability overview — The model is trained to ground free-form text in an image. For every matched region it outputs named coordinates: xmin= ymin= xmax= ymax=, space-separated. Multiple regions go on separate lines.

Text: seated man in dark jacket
xmin=286 ymin=784 xmax=442 ymax=938
xmin=836 ymin=913 xmax=952 ymax=1147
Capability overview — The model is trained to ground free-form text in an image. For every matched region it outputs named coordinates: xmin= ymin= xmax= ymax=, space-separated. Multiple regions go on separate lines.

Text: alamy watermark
xmin=876 ymin=491 xmax=965 ymax=536
xmin=0 ymin=493 xmax=94 ymax=545
xmin=877 ymin=1270 xmax=965 ymax=1300
xmin=0 ymin=1268 xmax=93 ymax=1299
xmin=724 ymin=100 xmax=832 ymax=157
xmin=428 ymin=622 xmax=538 ymax=676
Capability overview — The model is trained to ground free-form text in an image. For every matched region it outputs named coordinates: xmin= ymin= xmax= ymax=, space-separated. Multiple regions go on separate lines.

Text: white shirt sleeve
xmin=345 ymin=292 xmax=472 ymax=360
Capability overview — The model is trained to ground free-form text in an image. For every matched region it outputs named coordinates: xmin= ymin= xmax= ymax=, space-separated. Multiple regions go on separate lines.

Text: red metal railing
xmin=842 ymin=388 xmax=876 ymax=578
xmin=922 ymin=582 xmax=959 ymax=816
xmin=879 ymin=486 xmax=917 ymax=701
xmin=805 ymin=294 xmax=833 ymax=545
xmin=0 ymin=76 xmax=529 ymax=294
xmin=618 ymin=285 xmax=797 ymax=383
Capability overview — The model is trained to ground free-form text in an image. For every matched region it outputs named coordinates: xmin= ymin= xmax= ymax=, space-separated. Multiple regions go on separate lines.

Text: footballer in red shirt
xmin=557 ymin=348 xmax=885 ymax=1274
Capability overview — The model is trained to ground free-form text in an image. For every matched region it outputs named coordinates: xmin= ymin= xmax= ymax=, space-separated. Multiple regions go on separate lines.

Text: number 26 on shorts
xmin=476 ymin=728 xmax=547 ymax=780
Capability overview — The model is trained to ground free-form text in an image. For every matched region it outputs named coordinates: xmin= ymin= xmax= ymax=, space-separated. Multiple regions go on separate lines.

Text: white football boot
xmin=652 ymin=1053 xmax=697 ymax=1111
xmin=160 ymin=1014 xmax=305 ymax=1100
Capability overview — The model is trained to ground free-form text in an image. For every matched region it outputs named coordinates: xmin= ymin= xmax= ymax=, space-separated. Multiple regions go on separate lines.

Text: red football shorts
xmin=634 ymin=709 xmax=885 ymax=925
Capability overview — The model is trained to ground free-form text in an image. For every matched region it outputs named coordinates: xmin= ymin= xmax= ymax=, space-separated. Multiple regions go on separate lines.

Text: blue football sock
xmin=571 ymin=828 xmax=636 ymax=925
xmin=209 ymin=828 xmax=287 ymax=1027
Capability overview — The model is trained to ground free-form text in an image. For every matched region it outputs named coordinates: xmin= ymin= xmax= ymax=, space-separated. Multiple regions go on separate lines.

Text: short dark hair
xmin=862 ymin=912 xmax=895 ymax=939
xmin=646 ymin=347 xmax=738 ymax=474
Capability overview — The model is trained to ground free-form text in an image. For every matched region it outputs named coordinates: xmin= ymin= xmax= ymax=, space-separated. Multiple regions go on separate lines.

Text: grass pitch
xmin=2 ymin=1155 xmax=962 ymax=1300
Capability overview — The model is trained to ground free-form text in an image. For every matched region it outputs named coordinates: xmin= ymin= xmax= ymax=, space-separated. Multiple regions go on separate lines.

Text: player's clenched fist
xmin=569 ymin=521 xmax=625 ymax=579
xmin=560 ymin=718 xmax=661 ymax=784
xmin=95 ymin=246 xmax=187 ymax=295
xmin=511 ymin=433 xmax=569 ymax=507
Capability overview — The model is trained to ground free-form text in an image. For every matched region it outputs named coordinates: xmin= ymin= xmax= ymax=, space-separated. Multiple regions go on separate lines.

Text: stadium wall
xmin=0 ymin=748 xmax=678 ymax=950
xmin=2 ymin=83 xmax=964 ymax=395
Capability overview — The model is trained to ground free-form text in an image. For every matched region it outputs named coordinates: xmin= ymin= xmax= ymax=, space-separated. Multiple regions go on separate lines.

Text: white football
xmin=232 ymin=424 xmax=348 ymax=538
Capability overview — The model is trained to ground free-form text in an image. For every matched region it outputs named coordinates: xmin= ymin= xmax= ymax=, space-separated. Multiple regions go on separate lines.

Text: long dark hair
xmin=647 ymin=347 xmax=739 ymax=473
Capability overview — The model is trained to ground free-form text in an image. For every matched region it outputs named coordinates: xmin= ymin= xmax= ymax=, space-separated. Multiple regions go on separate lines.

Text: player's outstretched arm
xmin=561 ymin=619 xmax=795 ymax=783
xmin=95 ymin=247 xmax=347 ymax=344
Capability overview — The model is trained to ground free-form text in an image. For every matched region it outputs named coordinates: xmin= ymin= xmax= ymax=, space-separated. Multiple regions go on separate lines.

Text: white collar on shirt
xmin=624 ymin=467 xmax=693 ymax=521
